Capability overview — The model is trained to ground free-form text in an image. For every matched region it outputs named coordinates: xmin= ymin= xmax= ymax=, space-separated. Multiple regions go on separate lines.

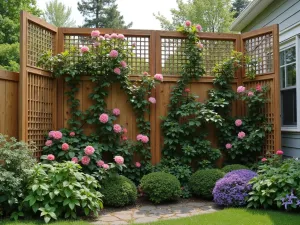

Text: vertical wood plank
xmin=0 ymin=81 xmax=6 ymax=135
xmin=5 ymin=82 xmax=18 ymax=137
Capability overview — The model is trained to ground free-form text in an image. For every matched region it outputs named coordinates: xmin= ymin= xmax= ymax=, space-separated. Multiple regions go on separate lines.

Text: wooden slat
xmin=0 ymin=70 xmax=19 ymax=82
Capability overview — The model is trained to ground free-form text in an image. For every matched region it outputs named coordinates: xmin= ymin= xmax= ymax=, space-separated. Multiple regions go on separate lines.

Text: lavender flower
xmin=281 ymin=191 xmax=299 ymax=210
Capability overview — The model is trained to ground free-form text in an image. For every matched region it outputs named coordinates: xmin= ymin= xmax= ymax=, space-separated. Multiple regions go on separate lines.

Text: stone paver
xmin=92 ymin=199 xmax=219 ymax=225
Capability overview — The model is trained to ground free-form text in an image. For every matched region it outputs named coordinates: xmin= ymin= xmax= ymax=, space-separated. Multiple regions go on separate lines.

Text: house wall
xmin=242 ymin=0 xmax=300 ymax=158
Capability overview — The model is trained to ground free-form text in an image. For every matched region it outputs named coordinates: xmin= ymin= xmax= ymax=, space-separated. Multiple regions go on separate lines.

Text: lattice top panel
xmin=27 ymin=22 xmax=56 ymax=68
xmin=63 ymin=35 xmax=150 ymax=75
xmin=243 ymin=33 xmax=273 ymax=75
xmin=161 ymin=38 xmax=235 ymax=76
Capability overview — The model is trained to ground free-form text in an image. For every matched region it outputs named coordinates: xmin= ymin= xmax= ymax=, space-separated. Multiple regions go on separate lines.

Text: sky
xmin=36 ymin=0 xmax=178 ymax=29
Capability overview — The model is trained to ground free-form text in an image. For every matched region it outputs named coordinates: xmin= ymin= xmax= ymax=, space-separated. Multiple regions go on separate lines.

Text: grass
xmin=2 ymin=208 xmax=300 ymax=225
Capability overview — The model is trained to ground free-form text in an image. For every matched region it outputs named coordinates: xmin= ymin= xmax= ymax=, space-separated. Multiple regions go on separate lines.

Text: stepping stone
xmin=100 ymin=215 xmax=120 ymax=222
xmin=139 ymin=206 xmax=156 ymax=211
xmin=134 ymin=216 xmax=159 ymax=223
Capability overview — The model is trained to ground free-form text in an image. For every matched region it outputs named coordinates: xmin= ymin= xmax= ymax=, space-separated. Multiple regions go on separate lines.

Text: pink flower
xmin=109 ymin=50 xmax=118 ymax=58
xmin=196 ymin=24 xmax=202 ymax=32
xmin=99 ymin=36 xmax=105 ymax=41
xmin=70 ymin=132 xmax=75 ymax=137
xmin=238 ymin=131 xmax=246 ymax=139
xmin=99 ymin=113 xmax=109 ymax=123
xmin=132 ymin=42 xmax=136 ymax=47
xmin=141 ymin=135 xmax=149 ymax=144
xmin=113 ymin=108 xmax=120 ymax=116
xmin=143 ymin=72 xmax=148 ymax=75
xmin=48 ymin=131 xmax=55 ymax=138
xmin=137 ymin=134 xmax=143 ymax=141
xmin=91 ymin=30 xmax=100 ymax=37
xmin=135 ymin=162 xmax=141 ymax=168
xmin=80 ymin=46 xmax=89 ymax=53
xmin=225 ymin=143 xmax=232 ymax=149
xmin=97 ymin=160 xmax=105 ymax=167
xmin=52 ymin=131 xmax=62 ymax=140
xmin=148 ymin=97 xmax=156 ymax=104
xmin=154 ymin=74 xmax=163 ymax=82
xmin=84 ymin=146 xmax=95 ymax=155
xmin=248 ymin=91 xmax=254 ymax=97
xmin=114 ymin=68 xmax=121 ymax=75
xmin=117 ymin=34 xmax=125 ymax=40
xmin=110 ymin=33 xmax=118 ymax=39
xmin=120 ymin=61 xmax=127 ymax=68
xmin=123 ymin=128 xmax=128 ymax=133
xmin=184 ymin=88 xmax=190 ymax=93
xmin=47 ymin=154 xmax=55 ymax=161
xmin=256 ymin=84 xmax=262 ymax=92
xmin=104 ymin=34 xmax=111 ymax=39
xmin=122 ymin=135 xmax=128 ymax=141
xmin=62 ymin=143 xmax=69 ymax=151
xmin=185 ymin=20 xmax=191 ymax=26
xmin=71 ymin=157 xmax=78 ymax=163
xmin=261 ymin=158 xmax=267 ymax=162
xmin=114 ymin=155 xmax=124 ymax=165
xmin=276 ymin=150 xmax=284 ymax=155
xmin=235 ymin=119 xmax=242 ymax=127
xmin=93 ymin=42 xmax=100 ymax=47
xmin=45 ymin=140 xmax=52 ymax=147
xmin=113 ymin=124 xmax=122 ymax=133
xmin=81 ymin=156 xmax=90 ymax=165
xmin=197 ymin=42 xmax=203 ymax=49
xmin=237 ymin=86 xmax=246 ymax=93
xmin=102 ymin=164 xmax=109 ymax=169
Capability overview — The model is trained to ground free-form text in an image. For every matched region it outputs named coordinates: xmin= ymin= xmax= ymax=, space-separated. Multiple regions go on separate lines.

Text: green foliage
xmin=247 ymin=156 xmax=300 ymax=209
xmin=189 ymin=169 xmax=224 ymax=199
xmin=77 ymin=0 xmax=132 ymax=28
xmin=23 ymin=162 xmax=102 ymax=223
xmin=140 ymin=172 xmax=181 ymax=204
xmin=154 ymin=0 xmax=234 ymax=32
xmin=43 ymin=0 xmax=76 ymax=27
xmin=100 ymin=175 xmax=137 ymax=207
xmin=0 ymin=43 xmax=20 ymax=72
xmin=222 ymin=164 xmax=249 ymax=173
xmin=231 ymin=0 xmax=250 ymax=18
xmin=0 ymin=135 xmax=36 ymax=217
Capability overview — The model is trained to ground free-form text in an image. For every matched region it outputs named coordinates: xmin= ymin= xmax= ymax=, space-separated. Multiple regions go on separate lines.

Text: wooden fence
xmin=17 ymin=11 xmax=281 ymax=162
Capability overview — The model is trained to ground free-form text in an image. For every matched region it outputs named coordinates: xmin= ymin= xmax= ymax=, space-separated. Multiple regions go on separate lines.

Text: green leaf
xmin=44 ymin=216 xmax=51 ymax=224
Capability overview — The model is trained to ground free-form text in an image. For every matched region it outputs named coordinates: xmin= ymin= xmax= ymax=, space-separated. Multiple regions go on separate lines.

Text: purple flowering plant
xmin=281 ymin=191 xmax=300 ymax=210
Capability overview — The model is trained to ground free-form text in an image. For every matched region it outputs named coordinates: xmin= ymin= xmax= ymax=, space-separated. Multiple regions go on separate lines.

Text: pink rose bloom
xmin=238 ymin=131 xmax=246 ymax=139
xmin=137 ymin=134 xmax=143 ymax=141
xmin=71 ymin=157 xmax=78 ymax=163
xmin=132 ymin=42 xmax=136 ymax=47
xmin=114 ymin=68 xmax=121 ymax=75
xmin=93 ymin=42 xmax=100 ymax=47
xmin=80 ymin=46 xmax=89 ymax=53
xmin=113 ymin=108 xmax=120 ymax=116
xmin=248 ymin=91 xmax=254 ymax=97
xmin=141 ymin=135 xmax=149 ymax=144
xmin=237 ymin=86 xmax=246 ymax=93
xmin=184 ymin=88 xmax=190 ymax=93
xmin=154 ymin=74 xmax=163 ymax=82
xmin=81 ymin=156 xmax=90 ymax=165
xmin=261 ymin=158 xmax=267 ymax=162
xmin=185 ymin=20 xmax=191 ymax=26
xmin=235 ymin=119 xmax=242 ymax=127
xmin=99 ymin=113 xmax=109 ymax=123
xmin=114 ymin=156 xmax=124 ymax=165
xmin=62 ymin=143 xmax=69 ymax=151
xmin=123 ymin=128 xmax=128 ymax=133
xmin=122 ymin=135 xmax=128 ymax=141
xmin=196 ymin=24 xmax=202 ymax=32
xmin=97 ymin=160 xmax=105 ymax=167
xmin=84 ymin=146 xmax=95 ymax=155
xmin=197 ymin=42 xmax=203 ymax=49
xmin=45 ymin=140 xmax=52 ymax=147
xmin=109 ymin=50 xmax=118 ymax=58
xmin=276 ymin=150 xmax=284 ymax=155
xmin=135 ymin=162 xmax=141 ymax=168
xmin=102 ymin=164 xmax=109 ymax=170
xmin=225 ymin=143 xmax=232 ymax=149
xmin=48 ymin=131 xmax=55 ymax=138
xmin=110 ymin=33 xmax=118 ymax=39
xmin=120 ymin=61 xmax=127 ymax=68
xmin=99 ymin=36 xmax=105 ymax=41
xmin=256 ymin=84 xmax=262 ymax=92
xmin=47 ymin=154 xmax=55 ymax=161
xmin=69 ymin=132 xmax=75 ymax=137
xmin=148 ymin=97 xmax=156 ymax=104
xmin=104 ymin=34 xmax=111 ymax=39
xmin=117 ymin=34 xmax=125 ymax=40
xmin=52 ymin=131 xmax=62 ymax=140
xmin=113 ymin=124 xmax=122 ymax=133
xmin=91 ymin=30 xmax=100 ymax=37
xmin=143 ymin=72 xmax=148 ymax=75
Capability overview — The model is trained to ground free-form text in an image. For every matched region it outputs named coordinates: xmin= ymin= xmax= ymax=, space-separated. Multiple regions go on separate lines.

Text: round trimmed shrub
xmin=140 ymin=172 xmax=181 ymax=204
xmin=189 ymin=169 xmax=224 ymax=199
xmin=213 ymin=169 xmax=257 ymax=207
xmin=101 ymin=175 xmax=137 ymax=207
xmin=222 ymin=164 xmax=249 ymax=173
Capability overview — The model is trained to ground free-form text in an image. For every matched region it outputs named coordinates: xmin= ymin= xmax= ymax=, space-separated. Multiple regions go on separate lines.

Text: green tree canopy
xmin=231 ymin=0 xmax=251 ymax=18
xmin=77 ymin=0 xmax=132 ymax=28
xmin=154 ymin=0 xmax=234 ymax=32
xmin=43 ymin=0 xmax=76 ymax=27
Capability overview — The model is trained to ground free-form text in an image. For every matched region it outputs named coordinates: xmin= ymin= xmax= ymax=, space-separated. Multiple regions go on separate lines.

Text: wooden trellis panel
xmin=20 ymin=11 xmax=57 ymax=157
xmin=241 ymin=25 xmax=281 ymax=155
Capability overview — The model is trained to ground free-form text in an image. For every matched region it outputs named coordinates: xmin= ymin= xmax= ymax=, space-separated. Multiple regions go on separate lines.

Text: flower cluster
xmin=136 ymin=134 xmax=149 ymax=144
xmin=281 ymin=192 xmax=300 ymax=210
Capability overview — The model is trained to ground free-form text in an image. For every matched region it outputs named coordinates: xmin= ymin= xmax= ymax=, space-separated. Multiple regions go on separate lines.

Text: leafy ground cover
xmin=1 ymin=220 xmax=91 ymax=225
